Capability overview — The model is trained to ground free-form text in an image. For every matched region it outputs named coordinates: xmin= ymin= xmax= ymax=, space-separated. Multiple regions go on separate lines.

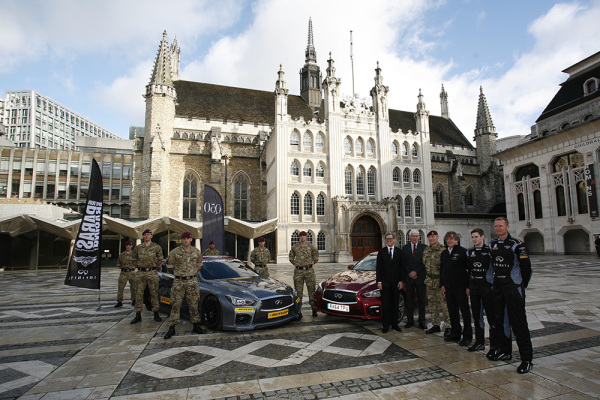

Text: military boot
xmin=154 ymin=312 xmax=162 ymax=322
xmin=193 ymin=323 xmax=206 ymax=334
xmin=114 ymin=301 xmax=123 ymax=308
xmin=164 ymin=326 xmax=176 ymax=339
xmin=130 ymin=313 xmax=142 ymax=324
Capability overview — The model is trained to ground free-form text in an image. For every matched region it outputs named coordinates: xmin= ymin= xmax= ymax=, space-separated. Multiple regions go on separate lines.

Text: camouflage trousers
xmin=117 ymin=270 xmax=137 ymax=302
xmin=426 ymin=280 xmax=451 ymax=328
xmin=293 ymin=268 xmax=316 ymax=308
xmin=168 ymin=278 xmax=200 ymax=326
xmin=135 ymin=271 xmax=159 ymax=313
xmin=255 ymin=266 xmax=270 ymax=278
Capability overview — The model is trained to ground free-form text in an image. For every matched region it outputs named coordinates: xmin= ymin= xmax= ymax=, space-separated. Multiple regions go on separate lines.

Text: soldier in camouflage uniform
xmin=130 ymin=229 xmax=164 ymax=324
xmin=114 ymin=240 xmax=137 ymax=308
xmin=203 ymin=240 xmax=220 ymax=255
xmin=289 ymin=231 xmax=319 ymax=317
xmin=422 ymin=230 xmax=452 ymax=335
xmin=164 ymin=231 xmax=205 ymax=339
xmin=250 ymin=237 xmax=270 ymax=277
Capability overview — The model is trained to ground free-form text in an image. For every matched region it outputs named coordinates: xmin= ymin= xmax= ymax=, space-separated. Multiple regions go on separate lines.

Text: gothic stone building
xmin=132 ymin=24 xmax=503 ymax=263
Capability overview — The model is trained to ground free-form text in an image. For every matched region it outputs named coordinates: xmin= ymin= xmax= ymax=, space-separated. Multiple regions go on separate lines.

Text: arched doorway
xmin=350 ymin=215 xmax=381 ymax=260
xmin=524 ymin=231 xmax=544 ymax=254
xmin=563 ymin=229 xmax=590 ymax=254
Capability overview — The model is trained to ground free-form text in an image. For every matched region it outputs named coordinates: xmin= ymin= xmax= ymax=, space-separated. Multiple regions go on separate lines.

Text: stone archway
xmin=524 ymin=231 xmax=544 ymax=254
xmin=563 ymin=229 xmax=590 ymax=254
xmin=350 ymin=215 xmax=381 ymax=260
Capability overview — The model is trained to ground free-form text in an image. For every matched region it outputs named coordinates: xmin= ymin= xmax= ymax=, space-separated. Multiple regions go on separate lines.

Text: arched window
xmin=403 ymin=169 xmax=410 ymax=183
xmin=517 ymin=193 xmax=526 ymax=221
xmin=397 ymin=231 xmax=404 ymax=246
xmin=577 ymin=181 xmax=589 ymax=214
xmin=344 ymin=137 xmax=352 ymax=154
xmin=366 ymin=139 xmax=375 ymax=156
xmin=553 ymin=152 xmax=584 ymax=173
xmin=307 ymin=231 xmax=314 ymax=244
xmin=316 ymin=133 xmax=325 ymax=149
xmin=413 ymin=169 xmax=420 ymax=184
xmin=533 ymin=190 xmax=543 ymax=219
xmin=412 ymin=143 xmax=419 ymax=157
xmin=402 ymin=143 xmax=408 ymax=156
xmin=316 ymin=163 xmax=325 ymax=177
xmin=303 ymin=131 xmax=312 ymax=149
xmin=345 ymin=167 xmax=352 ymax=195
xmin=356 ymin=168 xmax=365 ymax=195
xmin=556 ymin=186 xmax=566 ymax=216
xmin=397 ymin=198 xmax=403 ymax=217
xmin=391 ymin=142 xmax=398 ymax=157
xmin=356 ymin=138 xmax=364 ymax=155
xmin=234 ymin=175 xmax=248 ymax=220
xmin=435 ymin=186 xmax=445 ymax=212
xmin=291 ymin=231 xmax=299 ymax=246
xmin=317 ymin=231 xmax=326 ymax=251
xmin=303 ymin=162 xmax=312 ymax=177
xmin=182 ymin=173 xmax=198 ymax=220
xmin=290 ymin=161 xmax=299 ymax=176
xmin=404 ymin=197 xmax=412 ymax=217
xmin=367 ymin=168 xmax=375 ymax=195
xmin=415 ymin=197 xmax=422 ymax=218
xmin=304 ymin=193 xmax=313 ymax=215
xmin=316 ymin=194 xmax=325 ymax=216
xmin=393 ymin=168 xmax=400 ymax=182
xmin=291 ymin=193 xmax=300 ymax=215
xmin=290 ymin=130 xmax=299 ymax=146
xmin=465 ymin=186 xmax=473 ymax=206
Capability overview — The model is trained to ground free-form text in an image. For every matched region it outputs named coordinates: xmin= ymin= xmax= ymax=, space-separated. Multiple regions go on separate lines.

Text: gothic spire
xmin=149 ymin=30 xmax=173 ymax=86
xmin=440 ymin=84 xmax=449 ymax=119
xmin=417 ymin=88 xmax=426 ymax=112
xmin=475 ymin=86 xmax=496 ymax=136
xmin=305 ymin=18 xmax=317 ymax=64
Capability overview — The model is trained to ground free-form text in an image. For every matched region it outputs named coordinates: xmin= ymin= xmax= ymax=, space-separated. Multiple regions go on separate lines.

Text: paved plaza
xmin=0 ymin=255 xmax=599 ymax=399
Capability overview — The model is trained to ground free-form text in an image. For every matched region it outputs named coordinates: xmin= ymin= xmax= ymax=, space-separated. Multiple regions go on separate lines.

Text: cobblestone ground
xmin=0 ymin=255 xmax=599 ymax=399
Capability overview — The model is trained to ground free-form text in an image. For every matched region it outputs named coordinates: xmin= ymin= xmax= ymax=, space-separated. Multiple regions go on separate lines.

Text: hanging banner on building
xmin=65 ymin=159 xmax=103 ymax=289
xmin=585 ymin=163 xmax=599 ymax=218
xmin=202 ymin=184 xmax=225 ymax=254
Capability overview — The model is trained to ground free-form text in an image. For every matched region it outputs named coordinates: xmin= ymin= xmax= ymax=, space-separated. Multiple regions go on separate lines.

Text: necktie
xmin=413 ymin=244 xmax=416 ymax=257
xmin=389 ymin=247 xmax=393 ymax=261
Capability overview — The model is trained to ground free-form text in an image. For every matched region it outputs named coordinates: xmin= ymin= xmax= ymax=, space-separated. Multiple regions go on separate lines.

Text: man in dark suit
xmin=376 ymin=232 xmax=405 ymax=333
xmin=401 ymin=230 xmax=428 ymax=329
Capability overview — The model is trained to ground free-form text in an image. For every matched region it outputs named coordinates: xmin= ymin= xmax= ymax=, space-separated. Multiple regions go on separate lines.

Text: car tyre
xmin=396 ymin=291 xmax=406 ymax=325
xmin=202 ymin=296 xmax=222 ymax=331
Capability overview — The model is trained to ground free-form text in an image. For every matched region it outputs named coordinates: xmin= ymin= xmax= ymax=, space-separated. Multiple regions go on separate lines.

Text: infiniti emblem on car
xmin=275 ymin=299 xmax=282 ymax=305
xmin=334 ymin=293 xmax=343 ymax=299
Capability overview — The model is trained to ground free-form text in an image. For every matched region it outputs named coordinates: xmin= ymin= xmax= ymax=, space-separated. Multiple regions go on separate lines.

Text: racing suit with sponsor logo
xmin=490 ymin=233 xmax=533 ymax=361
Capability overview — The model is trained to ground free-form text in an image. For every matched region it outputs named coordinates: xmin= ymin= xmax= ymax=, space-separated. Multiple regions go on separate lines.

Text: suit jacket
xmin=401 ymin=243 xmax=427 ymax=284
xmin=376 ymin=245 xmax=404 ymax=288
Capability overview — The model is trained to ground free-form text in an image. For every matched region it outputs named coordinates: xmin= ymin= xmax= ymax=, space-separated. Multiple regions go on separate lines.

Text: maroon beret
xmin=298 ymin=231 xmax=307 ymax=236
xmin=125 ymin=240 xmax=133 ymax=246
xmin=427 ymin=230 xmax=438 ymax=237
xmin=142 ymin=229 xmax=152 ymax=235
xmin=180 ymin=231 xmax=192 ymax=239
xmin=209 ymin=240 xmax=215 ymax=245
xmin=257 ymin=237 xmax=265 ymax=242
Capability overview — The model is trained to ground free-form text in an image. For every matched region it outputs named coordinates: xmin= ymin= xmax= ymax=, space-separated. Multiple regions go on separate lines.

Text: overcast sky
xmin=1 ymin=0 xmax=599 ymax=141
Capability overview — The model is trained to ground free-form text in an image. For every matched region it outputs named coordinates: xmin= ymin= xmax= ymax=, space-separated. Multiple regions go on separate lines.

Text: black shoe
xmin=418 ymin=322 xmax=428 ymax=330
xmin=404 ymin=321 xmax=414 ymax=328
xmin=490 ymin=351 xmax=512 ymax=361
xmin=468 ymin=343 xmax=485 ymax=352
xmin=517 ymin=361 xmax=533 ymax=374
xmin=486 ymin=348 xmax=499 ymax=360
xmin=154 ymin=312 xmax=162 ymax=322
xmin=391 ymin=325 xmax=402 ymax=332
xmin=382 ymin=326 xmax=389 ymax=333
xmin=312 ymin=309 xmax=318 ymax=317
xmin=444 ymin=334 xmax=461 ymax=342
xmin=163 ymin=326 xmax=175 ymax=339
xmin=131 ymin=300 xmax=136 ymax=306
xmin=444 ymin=328 xmax=452 ymax=337
xmin=130 ymin=313 xmax=142 ymax=324
xmin=193 ymin=323 xmax=206 ymax=334
xmin=114 ymin=301 xmax=123 ymax=308
xmin=459 ymin=338 xmax=472 ymax=347
xmin=425 ymin=325 xmax=441 ymax=334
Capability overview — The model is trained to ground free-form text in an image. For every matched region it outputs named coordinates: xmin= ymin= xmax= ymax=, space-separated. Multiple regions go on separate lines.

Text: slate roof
xmin=536 ymin=62 xmax=600 ymax=122
xmin=173 ymin=80 xmax=472 ymax=148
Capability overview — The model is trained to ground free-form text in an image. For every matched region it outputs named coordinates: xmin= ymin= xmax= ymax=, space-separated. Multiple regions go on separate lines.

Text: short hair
xmin=471 ymin=228 xmax=484 ymax=237
xmin=494 ymin=216 xmax=509 ymax=225
xmin=409 ymin=229 xmax=420 ymax=236
xmin=385 ymin=232 xmax=395 ymax=239
xmin=444 ymin=231 xmax=459 ymax=241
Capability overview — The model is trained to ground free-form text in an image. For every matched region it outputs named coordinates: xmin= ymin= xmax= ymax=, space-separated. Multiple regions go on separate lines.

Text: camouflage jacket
xmin=202 ymin=248 xmax=220 ymax=256
xmin=251 ymin=247 xmax=270 ymax=265
xmin=289 ymin=243 xmax=318 ymax=266
xmin=422 ymin=243 xmax=445 ymax=282
xmin=132 ymin=242 xmax=163 ymax=269
xmin=169 ymin=246 xmax=202 ymax=277
xmin=117 ymin=251 xmax=135 ymax=270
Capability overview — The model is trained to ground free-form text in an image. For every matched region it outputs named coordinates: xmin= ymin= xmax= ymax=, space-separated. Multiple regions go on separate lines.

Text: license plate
xmin=160 ymin=296 xmax=171 ymax=305
xmin=268 ymin=309 xmax=289 ymax=319
xmin=328 ymin=303 xmax=350 ymax=312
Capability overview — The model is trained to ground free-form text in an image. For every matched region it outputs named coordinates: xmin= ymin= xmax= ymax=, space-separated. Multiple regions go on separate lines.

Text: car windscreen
xmin=200 ymin=259 xmax=259 ymax=280
xmin=353 ymin=255 xmax=377 ymax=271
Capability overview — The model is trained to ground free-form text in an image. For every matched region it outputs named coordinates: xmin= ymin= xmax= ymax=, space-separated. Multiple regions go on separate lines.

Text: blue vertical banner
xmin=202 ymin=184 xmax=225 ymax=254
xmin=585 ymin=163 xmax=599 ymax=218
xmin=65 ymin=159 xmax=103 ymax=289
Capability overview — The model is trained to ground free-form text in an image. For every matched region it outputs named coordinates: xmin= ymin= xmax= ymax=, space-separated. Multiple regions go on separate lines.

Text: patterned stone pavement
xmin=0 ymin=255 xmax=599 ymax=399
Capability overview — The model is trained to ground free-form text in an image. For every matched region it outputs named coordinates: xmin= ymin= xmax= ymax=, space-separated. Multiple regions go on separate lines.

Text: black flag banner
xmin=65 ymin=159 xmax=103 ymax=289
xmin=202 ymin=184 xmax=225 ymax=254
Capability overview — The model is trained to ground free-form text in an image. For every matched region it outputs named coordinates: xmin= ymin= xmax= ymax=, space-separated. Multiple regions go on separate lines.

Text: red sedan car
xmin=314 ymin=252 xmax=406 ymax=323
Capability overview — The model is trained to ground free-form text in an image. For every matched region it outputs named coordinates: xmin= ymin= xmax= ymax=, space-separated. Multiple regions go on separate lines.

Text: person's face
xmin=299 ymin=235 xmax=307 ymax=243
xmin=410 ymin=233 xmax=419 ymax=244
xmin=494 ymin=220 xmax=509 ymax=237
xmin=126 ymin=244 xmax=133 ymax=251
xmin=209 ymin=243 xmax=215 ymax=249
xmin=385 ymin=235 xmax=395 ymax=247
xmin=258 ymin=241 xmax=265 ymax=248
xmin=428 ymin=234 xmax=438 ymax=245
xmin=182 ymin=237 xmax=192 ymax=247
xmin=143 ymin=233 xmax=152 ymax=241
xmin=471 ymin=233 xmax=484 ymax=247
xmin=446 ymin=236 xmax=458 ymax=247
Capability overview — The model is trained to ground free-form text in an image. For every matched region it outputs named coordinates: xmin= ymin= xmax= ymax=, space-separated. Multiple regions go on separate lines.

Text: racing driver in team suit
xmin=489 ymin=217 xmax=533 ymax=374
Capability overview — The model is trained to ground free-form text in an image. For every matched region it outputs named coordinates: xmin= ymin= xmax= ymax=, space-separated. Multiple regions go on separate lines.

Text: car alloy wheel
xmin=202 ymin=296 xmax=222 ymax=331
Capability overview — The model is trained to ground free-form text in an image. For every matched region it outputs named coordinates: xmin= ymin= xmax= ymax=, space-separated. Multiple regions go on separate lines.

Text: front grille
xmin=261 ymin=295 xmax=293 ymax=310
xmin=323 ymin=289 xmax=357 ymax=303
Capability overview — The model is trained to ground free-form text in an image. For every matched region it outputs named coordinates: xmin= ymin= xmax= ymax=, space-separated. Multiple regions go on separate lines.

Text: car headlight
xmin=225 ymin=295 xmax=256 ymax=306
xmin=362 ymin=289 xmax=381 ymax=298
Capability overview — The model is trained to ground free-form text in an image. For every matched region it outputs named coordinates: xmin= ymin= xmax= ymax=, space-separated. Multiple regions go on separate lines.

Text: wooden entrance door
xmin=350 ymin=215 xmax=381 ymax=260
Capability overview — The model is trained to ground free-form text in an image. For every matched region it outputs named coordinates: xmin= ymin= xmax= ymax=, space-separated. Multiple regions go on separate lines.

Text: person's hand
xmin=377 ymin=282 xmax=383 ymax=290
xmin=466 ymin=288 xmax=470 ymax=296
xmin=441 ymin=286 xmax=446 ymax=296
xmin=409 ymin=271 xmax=417 ymax=280
xmin=397 ymin=281 xmax=404 ymax=290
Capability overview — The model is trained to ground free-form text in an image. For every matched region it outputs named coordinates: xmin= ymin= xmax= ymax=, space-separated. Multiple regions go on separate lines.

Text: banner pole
xmin=97 ymin=288 xmax=101 ymax=311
